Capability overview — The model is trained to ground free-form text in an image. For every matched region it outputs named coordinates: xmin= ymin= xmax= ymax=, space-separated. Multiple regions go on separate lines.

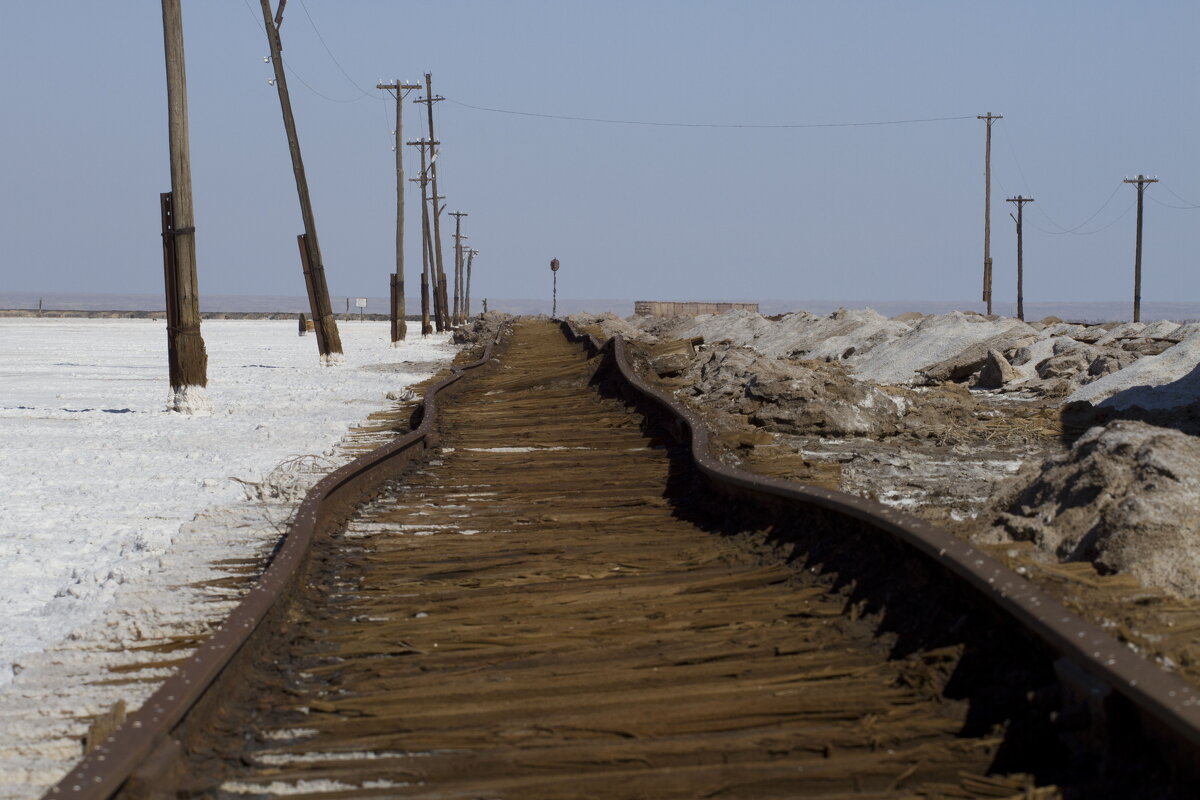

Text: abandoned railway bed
xmin=49 ymin=319 xmax=1200 ymax=799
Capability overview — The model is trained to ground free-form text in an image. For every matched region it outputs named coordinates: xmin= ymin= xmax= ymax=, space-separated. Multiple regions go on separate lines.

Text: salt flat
xmin=0 ymin=318 xmax=456 ymax=798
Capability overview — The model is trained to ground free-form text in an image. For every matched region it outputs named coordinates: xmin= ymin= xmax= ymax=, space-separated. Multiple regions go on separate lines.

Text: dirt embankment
xmin=452 ymin=311 xmax=514 ymax=347
xmin=570 ymin=308 xmax=1200 ymax=603
xmin=570 ymin=307 xmax=1200 ymax=687
xmin=574 ymin=310 xmax=1068 ymax=523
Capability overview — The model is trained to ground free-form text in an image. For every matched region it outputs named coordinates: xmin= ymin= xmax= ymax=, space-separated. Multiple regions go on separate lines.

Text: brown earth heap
xmin=972 ymin=420 xmax=1200 ymax=600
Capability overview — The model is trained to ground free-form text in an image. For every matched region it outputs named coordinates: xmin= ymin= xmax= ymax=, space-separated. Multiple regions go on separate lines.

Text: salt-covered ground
xmin=0 ymin=318 xmax=457 ymax=799
xmin=1065 ymin=323 xmax=1200 ymax=409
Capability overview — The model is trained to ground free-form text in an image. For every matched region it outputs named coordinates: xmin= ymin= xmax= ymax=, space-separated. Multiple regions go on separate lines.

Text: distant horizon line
xmin=2 ymin=291 xmax=1197 ymax=323
xmin=2 ymin=290 xmax=1195 ymax=306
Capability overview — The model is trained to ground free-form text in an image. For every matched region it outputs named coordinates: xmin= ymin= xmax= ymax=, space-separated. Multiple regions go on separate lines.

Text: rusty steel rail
xmin=43 ymin=318 xmax=1200 ymax=797
xmin=44 ymin=330 xmax=505 ymax=800
xmin=561 ymin=320 xmax=1200 ymax=763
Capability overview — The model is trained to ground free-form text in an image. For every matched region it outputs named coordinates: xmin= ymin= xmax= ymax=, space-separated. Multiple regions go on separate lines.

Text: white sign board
xmin=355 ymin=297 xmax=367 ymax=308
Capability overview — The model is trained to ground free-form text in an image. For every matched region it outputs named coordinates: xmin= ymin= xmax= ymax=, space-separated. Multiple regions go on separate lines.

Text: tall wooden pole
xmin=433 ymin=194 xmax=451 ymax=330
xmin=160 ymin=0 xmax=208 ymax=412
xmin=259 ymin=0 xmax=342 ymax=360
xmin=978 ymin=113 xmax=1002 ymax=316
xmin=408 ymin=160 xmax=432 ymax=335
xmin=416 ymin=74 xmax=449 ymax=330
xmin=465 ymin=248 xmax=476 ymax=319
xmin=1006 ymin=195 xmax=1033 ymax=322
xmin=1124 ymin=174 xmax=1158 ymax=323
xmin=449 ymin=211 xmax=467 ymax=326
xmin=409 ymin=139 xmax=440 ymax=333
xmin=392 ymin=78 xmax=406 ymax=342
xmin=377 ymin=81 xmax=421 ymax=343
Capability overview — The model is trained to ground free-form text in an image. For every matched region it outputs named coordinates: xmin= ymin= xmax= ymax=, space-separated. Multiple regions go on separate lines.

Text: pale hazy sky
xmin=1 ymin=1 xmax=1198 ymax=309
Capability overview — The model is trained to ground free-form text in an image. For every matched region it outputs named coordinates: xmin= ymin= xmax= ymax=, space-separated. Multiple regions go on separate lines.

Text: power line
xmin=996 ymin=168 xmax=1131 ymax=237
xmin=1026 ymin=184 xmax=1125 ymax=235
xmin=997 ymin=124 xmax=1034 ymax=197
xmin=994 ymin=125 xmax=1144 ymax=236
xmin=239 ymin=0 xmax=375 ymax=104
xmin=282 ymin=63 xmax=374 ymax=105
xmin=1024 ymin=198 xmax=1134 ymax=236
xmin=445 ymin=98 xmax=974 ymax=129
xmin=296 ymin=0 xmax=373 ymax=99
xmin=1149 ymin=195 xmax=1200 ymax=210
xmin=993 ymin=173 xmax=1129 ymax=237
xmin=1163 ymin=183 xmax=1200 ymax=206
xmin=1149 ymin=183 xmax=1200 ymax=210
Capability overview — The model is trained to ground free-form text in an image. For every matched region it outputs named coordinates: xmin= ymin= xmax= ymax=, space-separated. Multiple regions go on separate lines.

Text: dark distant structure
xmin=634 ymin=301 xmax=759 ymax=316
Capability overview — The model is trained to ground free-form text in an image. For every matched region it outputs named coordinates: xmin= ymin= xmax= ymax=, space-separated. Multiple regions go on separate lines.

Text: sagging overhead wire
xmin=1024 ymin=198 xmax=1135 ymax=237
xmin=296 ymin=0 xmax=374 ymax=100
xmin=240 ymin=0 xmax=375 ymax=104
xmin=445 ymin=98 xmax=974 ymax=129
xmin=1149 ymin=184 xmax=1200 ymax=210
xmin=996 ymin=125 xmax=1139 ymax=236
xmin=1034 ymin=184 xmax=1125 ymax=234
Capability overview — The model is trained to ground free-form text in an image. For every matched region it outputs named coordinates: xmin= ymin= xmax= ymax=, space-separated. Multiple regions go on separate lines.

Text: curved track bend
xmin=48 ymin=319 xmax=1200 ymax=799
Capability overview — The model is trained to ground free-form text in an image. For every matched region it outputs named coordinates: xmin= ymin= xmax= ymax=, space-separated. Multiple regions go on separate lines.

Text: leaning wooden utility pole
xmin=160 ymin=0 xmax=208 ymax=413
xmin=978 ymin=112 xmax=1002 ymax=316
xmin=465 ymin=248 xmax=477 ymax=319
xmin=377 ymin=80 xmax=422 ymax=344
xmin=259 ymin=0 xmax=342 ymax=361
xmin=449 ymin=211 xmax=468 ymax=325
xmin=1006 ymin=195 xmax=1034 ymax=322
xmin=415 ymin=74 xmax=449 ymax=330
xmin=1123 ymin=174 xmax=1158 ymax=323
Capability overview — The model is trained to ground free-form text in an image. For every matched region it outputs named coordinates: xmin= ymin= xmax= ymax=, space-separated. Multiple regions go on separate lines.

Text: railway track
xmin=49 ymin=319 xmax=1200 ymax=799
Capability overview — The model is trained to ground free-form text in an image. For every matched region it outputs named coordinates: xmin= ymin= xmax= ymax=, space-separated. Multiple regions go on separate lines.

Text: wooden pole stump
xmin=161 ymin=0 xmax=208 ymax=412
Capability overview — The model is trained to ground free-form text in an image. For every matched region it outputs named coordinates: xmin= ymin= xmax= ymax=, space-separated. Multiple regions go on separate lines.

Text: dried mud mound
xmin=687 ymin=346 xmax=908 ymax=437
xmin=565 ymin=311 xmax=647 ymax=343
xmin=578 ymin=307 xmax=1184 ymax=395
xmin=452 ymin=311 xmax=514 ymax=346
xmin=974 ymin=420 xmax=1200 ymax=599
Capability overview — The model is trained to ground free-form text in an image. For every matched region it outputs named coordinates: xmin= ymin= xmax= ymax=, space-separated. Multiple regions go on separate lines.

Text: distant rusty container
xmin=633 ymin=301 xmax=759 ymax=317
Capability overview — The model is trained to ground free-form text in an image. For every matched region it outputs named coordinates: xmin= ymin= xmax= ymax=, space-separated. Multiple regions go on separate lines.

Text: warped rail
xmin=47 ymin=319 xmax=1200 ymax=799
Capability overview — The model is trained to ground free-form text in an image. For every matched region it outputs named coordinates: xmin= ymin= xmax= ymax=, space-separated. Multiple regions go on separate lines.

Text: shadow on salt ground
xmin=1062 ymin=362 xmax=1200 ymax=437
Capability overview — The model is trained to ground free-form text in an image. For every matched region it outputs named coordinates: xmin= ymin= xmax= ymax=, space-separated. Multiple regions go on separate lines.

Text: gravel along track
xmin=169 ymin=320 xmax=1178 ymax=798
